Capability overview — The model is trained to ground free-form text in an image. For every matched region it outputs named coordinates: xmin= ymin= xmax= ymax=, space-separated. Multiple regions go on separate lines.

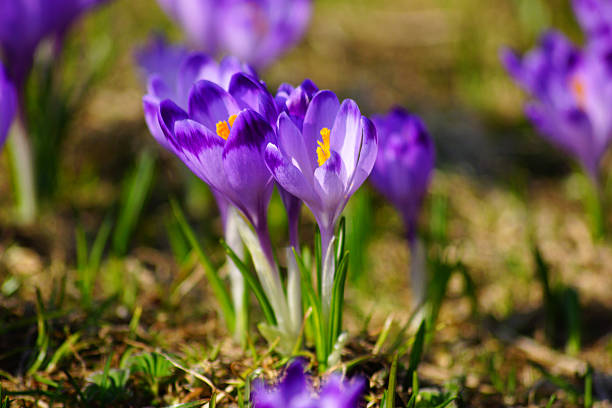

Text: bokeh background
xmin=1 ymin=1 xmax=611 ymax=406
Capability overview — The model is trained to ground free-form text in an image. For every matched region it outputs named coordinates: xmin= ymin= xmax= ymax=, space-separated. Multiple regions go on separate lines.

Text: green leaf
xmin=329 ymin=251 xmax=350 ymax=349
xmin=221 ymin=240 xmax=276 ymax=326
xmin=386 ymin=353 xmax=399 ymax=408
xmin=112 ymin=150 xmax=156 ymax=256
xmin=407 ymin=320 xmax=426 ymax=382
xmin=171 ymin=199 xmax=235 ymax=331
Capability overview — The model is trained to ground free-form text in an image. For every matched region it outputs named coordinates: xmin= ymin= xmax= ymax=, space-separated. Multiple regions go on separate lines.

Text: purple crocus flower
xmin=0 ymin=0 xmax=109 ymax=88
xmin=251 ymin=359 xmax=365 ymax=408
xmin=502 ymin=31 xmax=612 ymax=181
xmin=157 ymin=73 xmax=279 ymax=256
xmin=273 ymin=79 xmax=318 ymax=248
xmin=370 ymin=107 xmax=435 ymax=243
xmin=0 ymin=63 xmax=17 ymax=150
xmin=156 ymin=0 xmax=312 ymax=69
xmin=264 ymin=89 xmax=378 ymax=306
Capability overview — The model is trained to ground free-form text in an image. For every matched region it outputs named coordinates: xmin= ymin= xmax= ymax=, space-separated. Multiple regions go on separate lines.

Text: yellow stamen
xmin=228 ymin=114 xmax=238 ymax=127
xmin=316 ymin=127 xmax=331 ymax=166
xmin=216 ymin=121 xmax=230 ymax=140
xmin=571 ymin=77 xmax=586 ymax=108
xmin=216 ymin=114 xmax=238 ymax=140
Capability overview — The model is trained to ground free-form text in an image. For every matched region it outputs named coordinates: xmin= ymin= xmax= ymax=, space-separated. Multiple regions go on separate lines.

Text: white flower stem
xmin=225 ymin=207 xmax=247 ymax=345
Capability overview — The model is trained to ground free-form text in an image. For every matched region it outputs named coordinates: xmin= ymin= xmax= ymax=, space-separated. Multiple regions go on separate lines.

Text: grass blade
xmin=171 ymin=199 xmax=236 ymax=331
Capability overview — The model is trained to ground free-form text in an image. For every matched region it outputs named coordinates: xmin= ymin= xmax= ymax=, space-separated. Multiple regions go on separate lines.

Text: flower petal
xmin=330 ymin=99 xmax=362 ymax=176
xmin=229 ymin=73 xmax=278 ymax=126
xmin=173 ymin=118 xmax=234 ymax=197
xmin=188 ymin=79 xmax=240 ymax=130
xmin=277 ymin=112 xmax=315 ymax=180
xmin=158 ymin=99 xmax=189 ymax=149
xmin=143 ymin=95 xmax=171 ymax=152
xmin=313 ymin=150 xmax=348 ymax=225
xmin=303 ymin=90 xmax=340 ymax=170
xmin=222 ymin=109 xmax=275 ymax=220
xmin=265 ymin=143 xmax=318 ymax=205
xmin=177 ymin=53 xmax=215 ymax=106
xmin=348 ymin=116 xmax=378 ymax=195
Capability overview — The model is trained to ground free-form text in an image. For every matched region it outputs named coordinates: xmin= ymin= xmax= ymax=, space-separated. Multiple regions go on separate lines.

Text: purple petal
xmin=143 ymin=95 xmax=172 ymax=152
xmin=277 ymin=112 xmax=315 ymax=181
xmin=173 ymin=119 xmax=233 ymax=195
xmin=348 ymin=116 xmax=378 ymax=195
xmin=158 ymin=99 xmax=189 ymax=149
xmin=188 ymin=80 xmax=240 ymax=130
xmin=313 ymin=150 xmax=348 ymax=224
xmin=265 ymin=143 xmax=318 ymax=205
xmin=222 ymin=109 xmax=275 ymax=220
xmin=177 ymin=53 xmax=215 ymax=107
xmin=303 ymin=90 xmax=341 ymax=170
xmin=229 ymin=73 xmax=278 ymax=125
xmin=330 ymin=99 xmax=362 ymax=175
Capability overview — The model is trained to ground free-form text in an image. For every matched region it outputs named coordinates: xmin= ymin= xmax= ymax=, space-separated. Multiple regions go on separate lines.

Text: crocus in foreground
xmin=370 ymin=107 xmax=435 ymax=243
xmin=264 ymin=89 xmax=378 ymax=314
xmin=0 ymin=63 xmax=16 ymax=150
xmin=502 ymin=31 xmax=612 ymax=182
xmin=251 ymin=359 xmax=365 ymax=408
xmin=156 ymin=0 xmax=312 ymax=69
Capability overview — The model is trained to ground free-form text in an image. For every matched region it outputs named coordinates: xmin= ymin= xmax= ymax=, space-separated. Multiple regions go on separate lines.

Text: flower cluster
xmin=139 ymin=36 xmax=381 ymax=356
xmin=502 ymin=0 xmax=612 ymax=181
xmin=251 ymin=360 xmax=365 ymax=408
xmin=155 ymin=0 xmax=312 ymax=69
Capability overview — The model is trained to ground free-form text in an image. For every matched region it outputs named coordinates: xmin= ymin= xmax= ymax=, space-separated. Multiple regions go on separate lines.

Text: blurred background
xmin=1 ymin=1 xmax=611 ymax=405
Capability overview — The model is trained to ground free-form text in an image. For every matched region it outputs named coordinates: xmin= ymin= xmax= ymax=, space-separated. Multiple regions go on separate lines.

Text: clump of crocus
xmin=0 ymin=63 xmax=16 ymax=150
xmin=251 ymin=359 xmax=365 ymax=408
xmin=369 ymin=107 xmax=434 ymax=310
xmin=155 ymin=0 xmax=312 ymax=69
xmin=0 ymin=0 xmax=111 ymax=223
xmin=264 ymin=90 xmax=378 ymax=316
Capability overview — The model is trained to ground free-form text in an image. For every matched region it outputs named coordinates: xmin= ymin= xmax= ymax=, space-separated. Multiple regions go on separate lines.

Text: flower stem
xmin=319 ymin=225 xmax=336 ymax=322
xmin=6 ymin=118 xmax=37 ymax=224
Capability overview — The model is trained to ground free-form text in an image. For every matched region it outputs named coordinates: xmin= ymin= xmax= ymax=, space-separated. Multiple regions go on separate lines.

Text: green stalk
xmin=6 ymin=119 xmax=37 ymax=224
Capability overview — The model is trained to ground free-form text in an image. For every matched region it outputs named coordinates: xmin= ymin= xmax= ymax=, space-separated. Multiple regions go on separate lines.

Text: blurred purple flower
xmin=264 ymin=90 xmax=377 ymax=298
xmin=0 ymin=0 xmax=109 ymax=88
xmin=573 ymin=0 xmax=612 ymax=50
xmin=273 ymin=79 xmax=319 ymax=248
xmin=137 ymin=36 xmax=256 ymax=154
xmin=156 ymin=0 xmax=312 ymax=69
xmin=251 ymin=359 xmax=365 ymax=408
xmin=0 ymin=63 xmax=17 ymax=150
xmin=502 ymin=31 xmax=612 ymax=181
xmin=370 ymin=108 xmax=435 ymax=242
